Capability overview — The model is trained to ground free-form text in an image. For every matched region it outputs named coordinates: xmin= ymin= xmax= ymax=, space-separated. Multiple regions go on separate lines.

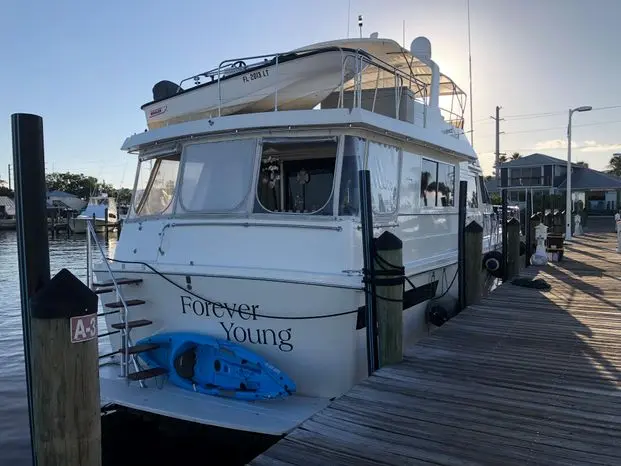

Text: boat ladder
xmin=86 ymin=219 xmax=167 ymax=386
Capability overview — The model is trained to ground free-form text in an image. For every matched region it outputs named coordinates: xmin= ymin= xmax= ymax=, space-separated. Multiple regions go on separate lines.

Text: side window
xmin=466 ymin=175 xmax=479 ymax=208
xmin=338 ymin=136 xmax=364 ymax=216
xmin=479 ymin=175 xmax=491 ymax=204
xmin=367 ymin=141 xmax=400 ymax=214
xmin=399 ymin=151 xmax=421 ymax=213
xmin=421 ymin=158 xmax=438 ymax=207
xmin=437 ymin=163 xmax=456 ymax=207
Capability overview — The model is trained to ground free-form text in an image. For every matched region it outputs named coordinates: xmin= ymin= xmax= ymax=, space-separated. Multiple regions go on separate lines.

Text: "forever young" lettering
xmin=179 ymin=295 xmax=294 ymax=352
xmin=180 ymin=296 xmax=259 ymax=320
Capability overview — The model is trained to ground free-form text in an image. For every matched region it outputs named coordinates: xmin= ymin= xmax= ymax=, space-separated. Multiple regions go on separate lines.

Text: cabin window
xmin=178 ymin=139 xmax=257 ymax=213
xmin=466 ymin=174 xmax=479 ymax=208
xmin=367 ymin=141 xmax=400 ymax=214
xmin=338 ymin=136 xmax=364 ymax=216
xmin=437 ymin=163 xmax=455 ymax=207
xmin=421 ymin=158 xmax=438 ymax=207
xmin=399 ymin=150 xmax=421 ymax=213
xmin=254 ymin=137 xmax=337 ymax=215
xmin=420 ymin=159 xmax=455 ymax=207
xmin=132 ymin=154 xmax=180 ymax=217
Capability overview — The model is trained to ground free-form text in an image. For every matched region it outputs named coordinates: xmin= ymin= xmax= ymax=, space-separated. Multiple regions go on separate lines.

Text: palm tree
xmin=576 ymin=161 xmax=589 ymax=168
xmin=510 ymin=152 xmax=521 ymax=160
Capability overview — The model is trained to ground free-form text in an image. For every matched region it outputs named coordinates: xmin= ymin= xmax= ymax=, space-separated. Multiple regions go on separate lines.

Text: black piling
xmin=501 ymin=188 xmax=508 ymax=281
xmin=11 ymin=112 xmax=49 ymax=465
xmin=457 ymin=180 xmax=467 ymax=310
xmin=359 ymin=169 xmax=379 ymax=375
xmin=12 ymin=113 xmax=101 ymax=465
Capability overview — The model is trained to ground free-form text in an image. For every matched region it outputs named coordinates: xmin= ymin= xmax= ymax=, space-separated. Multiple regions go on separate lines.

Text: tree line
xmin=0 ymin=172 xmax=133 ymax=205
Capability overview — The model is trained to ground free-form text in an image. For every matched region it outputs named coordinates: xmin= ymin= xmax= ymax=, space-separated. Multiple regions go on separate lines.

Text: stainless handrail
xmin=87 ymin=220 xmax=143 ymax=385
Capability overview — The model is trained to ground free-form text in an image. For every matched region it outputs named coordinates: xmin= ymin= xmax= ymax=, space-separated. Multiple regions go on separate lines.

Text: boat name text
xmin=180 ymin=295 xmax=294 ymax=352
xmin=242 ymin=68 xmax=269 ymax=83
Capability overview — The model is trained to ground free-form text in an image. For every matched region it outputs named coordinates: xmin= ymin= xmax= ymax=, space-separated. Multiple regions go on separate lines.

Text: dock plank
xmin=249 ymin=231 xmax=621 ymax=465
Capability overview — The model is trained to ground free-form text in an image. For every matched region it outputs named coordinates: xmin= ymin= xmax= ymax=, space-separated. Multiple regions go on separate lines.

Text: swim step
xmin=122 ymin=343 xmax=160 ymax=355
xmin=98 ymin=343 xmax=160 ymax=360
xmin=93 ymin=278 xmax=143 ymax=287
xmin=105 ymin=299 xmax=146 ymax=309
xmin=111 ymin=319 xmax=153 ymax=330
xmin=127 ymin=367 xmax=168 ymax=381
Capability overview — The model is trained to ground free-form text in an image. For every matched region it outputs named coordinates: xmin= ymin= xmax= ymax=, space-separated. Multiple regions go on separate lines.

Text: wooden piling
xmin=506 ymin=217 xmax=521 ymax=280
xmin=11 ymin=113 xmax=101 ymax=466
xmin=374 ymin=231 xmax=404 ymax=367
xmin=464 ymin=221 xmax=483 ymax=306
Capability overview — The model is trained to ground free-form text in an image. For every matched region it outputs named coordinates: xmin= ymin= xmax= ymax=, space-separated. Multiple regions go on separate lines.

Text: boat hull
xmin=136 ymin=331 xmax=296 ymax=400
xmin=69 ymin=217 xmax=115 ymax=234
xmin=142 ymin=49 xmax=363 ymax=129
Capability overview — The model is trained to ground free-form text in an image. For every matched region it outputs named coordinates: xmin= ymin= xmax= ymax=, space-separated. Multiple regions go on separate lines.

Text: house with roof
xmin=485 ymin=153 xmax=621 ymax=216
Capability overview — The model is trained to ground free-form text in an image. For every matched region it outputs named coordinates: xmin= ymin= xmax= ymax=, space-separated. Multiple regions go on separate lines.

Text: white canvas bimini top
xmin=292 ymin=37 xmax=465 ymax=97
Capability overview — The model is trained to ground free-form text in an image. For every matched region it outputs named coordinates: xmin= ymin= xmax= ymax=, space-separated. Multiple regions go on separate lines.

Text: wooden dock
xmin=250 ymin=230 xmax=621 ymax=465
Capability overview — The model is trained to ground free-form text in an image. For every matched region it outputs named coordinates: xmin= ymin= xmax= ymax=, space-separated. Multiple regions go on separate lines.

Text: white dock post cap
xmin=410 ymin=36 xmax=432 ymax=61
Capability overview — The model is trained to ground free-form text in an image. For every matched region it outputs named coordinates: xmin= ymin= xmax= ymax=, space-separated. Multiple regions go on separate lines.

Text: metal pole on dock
xmin=457 ymin=180 xmax=467 ymax=310
xmin=11 ymin=113 xmax=101 ymax=466
xmin=359 ymin=169 xmax=379 ymax=375
xmin=501 ymin=188 xmax=508 ymax=281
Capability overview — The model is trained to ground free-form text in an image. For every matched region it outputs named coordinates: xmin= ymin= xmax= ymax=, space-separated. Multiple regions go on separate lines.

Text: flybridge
xmin=138 ymin=35 xmax=467 ymax=135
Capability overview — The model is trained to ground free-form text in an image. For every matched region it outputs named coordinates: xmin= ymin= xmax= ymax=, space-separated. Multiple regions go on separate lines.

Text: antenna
xmin=347 ymin=0 xmax=351 ymax=38
xmin=358 ymin=14 xmax=363 ymax=38
xmin=403 ymin=20 xmax=405 ymax=47
xmin=467 ymin=0 xmax=474 ymax=148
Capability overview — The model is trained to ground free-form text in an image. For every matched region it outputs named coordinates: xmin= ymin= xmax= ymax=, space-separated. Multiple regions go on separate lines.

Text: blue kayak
xmin=135 ymin=331 xmax=296 ymax=400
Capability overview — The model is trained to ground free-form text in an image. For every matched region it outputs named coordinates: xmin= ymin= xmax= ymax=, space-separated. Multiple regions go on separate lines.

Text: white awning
xmin=292 ymin=37 xmax=465 ymax=97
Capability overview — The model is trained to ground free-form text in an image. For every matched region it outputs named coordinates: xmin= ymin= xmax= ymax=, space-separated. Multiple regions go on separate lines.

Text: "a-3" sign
xmin=70 ymin=313 xmax=98 ymax=343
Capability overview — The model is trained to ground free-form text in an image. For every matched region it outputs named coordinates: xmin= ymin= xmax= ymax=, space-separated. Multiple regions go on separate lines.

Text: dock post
xmin=374 ymin=231 xmax=404 ymax=367
xmin=615 ymin=212 xmax=621 ymax=252
xmin=11 ymin=113 xmax=101 ymax=466
xmin=501 ymin=189 xmax=508 ymax=281
xmin=359 ymin=169 xmax=379 ymax=375
xmin=464 ymin=221 xmax=483 ymax=306
xmin=457 ymin=180 xmax=467 ymax=310
xmin=505 ymin=217 xmax=521 ymax=280
xmin=524 ymin=191 xmax=532 ymax=269
xmin=104 ymin=207 xmax=109 ymax=242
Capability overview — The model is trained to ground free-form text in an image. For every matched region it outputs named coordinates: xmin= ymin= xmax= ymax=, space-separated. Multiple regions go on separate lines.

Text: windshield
xmin=177 ymin=139 xmax=257 ymax=213
xmin=131 ymin=154 xmax=180 ymax=217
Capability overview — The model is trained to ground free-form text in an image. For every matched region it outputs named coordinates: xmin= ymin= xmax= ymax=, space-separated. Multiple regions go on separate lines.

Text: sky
xmin=1 ymin=0 xmax=621 ymax=187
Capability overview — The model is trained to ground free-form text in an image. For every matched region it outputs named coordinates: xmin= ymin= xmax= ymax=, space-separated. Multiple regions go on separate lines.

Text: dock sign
xmin=70 ymin=313 xmax=98 ymax=343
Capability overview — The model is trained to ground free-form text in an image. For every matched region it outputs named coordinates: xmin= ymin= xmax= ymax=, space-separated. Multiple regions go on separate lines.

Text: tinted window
xmin=437 ymin=163 xmax=455 ymax=207
xmin=421 ymin=158 xmax=438 ymax=207
xmin=367 ymin=142 xmax=400 ymax=214
xmin=399 ymin=151 xmax=421 ymax=213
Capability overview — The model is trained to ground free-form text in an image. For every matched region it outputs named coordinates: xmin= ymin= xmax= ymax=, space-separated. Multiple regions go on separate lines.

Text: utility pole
xmin=491 ymin=106 xmax=505 ymax=182
xmin=8 ymin=164 xmax=12 ymax=190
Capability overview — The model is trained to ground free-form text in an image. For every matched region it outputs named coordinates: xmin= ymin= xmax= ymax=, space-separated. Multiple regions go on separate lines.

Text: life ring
xmin=482 ymin=250 xmax=503 ymax=278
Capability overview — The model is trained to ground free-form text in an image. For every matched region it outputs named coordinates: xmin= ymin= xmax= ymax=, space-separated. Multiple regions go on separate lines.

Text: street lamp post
xmin=566 ymin=105 xmax=592 ymax=241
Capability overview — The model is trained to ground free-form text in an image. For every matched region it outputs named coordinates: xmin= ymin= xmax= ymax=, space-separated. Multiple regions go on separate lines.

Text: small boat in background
xmin=0 ymin=196 xmax=16 ymax=231
xmin=136 ymin=332 xmax=296 ymax=401
xmin=141 ymin=46 xmax=368 ymax=129
xmin=69 ymin=194 xmax=118 ymax=233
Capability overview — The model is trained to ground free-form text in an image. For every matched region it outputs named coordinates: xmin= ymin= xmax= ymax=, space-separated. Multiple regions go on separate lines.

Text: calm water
xmin=0 ymin=230 xmax=116 ymax=465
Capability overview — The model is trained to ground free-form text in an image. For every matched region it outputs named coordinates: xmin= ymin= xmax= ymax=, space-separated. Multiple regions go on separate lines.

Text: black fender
xmin=482 ymin=250 xmax=503 ymax=278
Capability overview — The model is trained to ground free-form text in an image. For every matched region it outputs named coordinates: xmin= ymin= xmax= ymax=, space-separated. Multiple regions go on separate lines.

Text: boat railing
xmin=177 ymin=46 xmax=467 ymax=131
xmin=87 ymin=219 xmax=146 ymax=386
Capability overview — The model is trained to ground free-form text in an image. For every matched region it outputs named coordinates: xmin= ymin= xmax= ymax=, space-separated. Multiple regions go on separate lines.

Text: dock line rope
xmin=105 ymin=256 xmax=360 ymax=320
